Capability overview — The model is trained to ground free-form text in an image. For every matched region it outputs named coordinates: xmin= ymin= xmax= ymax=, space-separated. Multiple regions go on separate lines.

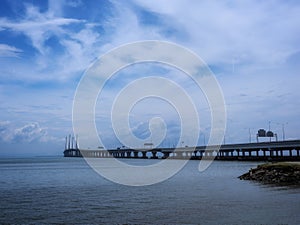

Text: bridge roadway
xmin=64 ymin=139 xmax=300 ymax=161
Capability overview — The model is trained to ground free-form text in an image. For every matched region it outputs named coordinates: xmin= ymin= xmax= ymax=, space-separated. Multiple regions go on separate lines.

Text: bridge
xmin=64 ymin=139 xmax=300 ymax=161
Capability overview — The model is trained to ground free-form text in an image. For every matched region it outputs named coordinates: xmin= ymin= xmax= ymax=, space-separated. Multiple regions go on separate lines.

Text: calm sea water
xmin=0 ymin=157 xmax=299 ymax=224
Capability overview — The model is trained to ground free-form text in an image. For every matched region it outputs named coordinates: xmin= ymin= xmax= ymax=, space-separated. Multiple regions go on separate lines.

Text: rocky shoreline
xmin=238 ymin=162 xmax=300 ymax=185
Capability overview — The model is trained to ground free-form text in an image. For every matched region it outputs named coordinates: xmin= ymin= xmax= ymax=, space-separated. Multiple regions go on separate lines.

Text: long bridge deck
xmin=64 ymin=139 xmax=300 ymax=161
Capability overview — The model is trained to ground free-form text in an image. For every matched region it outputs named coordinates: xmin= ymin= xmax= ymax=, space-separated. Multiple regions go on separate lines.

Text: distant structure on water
xmin=64 ymin=135 xmax=81 ymax=157
xmin=64 ymin=134 xmax=300 ymax=162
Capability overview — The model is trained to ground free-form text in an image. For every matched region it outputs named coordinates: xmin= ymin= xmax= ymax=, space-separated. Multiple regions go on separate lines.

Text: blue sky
xmin=0 ymin=0 xmax=300 ymax=156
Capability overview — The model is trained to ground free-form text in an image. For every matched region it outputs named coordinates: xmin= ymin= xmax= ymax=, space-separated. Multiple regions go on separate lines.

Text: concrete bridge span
xmin=64 ymin=140 xmax=300 ymax=161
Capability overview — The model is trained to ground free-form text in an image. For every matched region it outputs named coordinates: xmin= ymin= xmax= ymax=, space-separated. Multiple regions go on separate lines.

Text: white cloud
xmin=1 ymin=1 xmax=299 ymax=82
xmin=131 ymin=0 xmax=300 ymax=66
xmin=0 ymin=44 xmax=23 ymax=57
xmin=66 ymin=0 xmax=83 ymax=8
xmin=0 ymin=121 xmax=60 ymax=144
xmin=0 ymin=121 xmax=11 ymax=142
xmin=0 ymin=3 xmax=103 ymax=82
xmin=13 ymin=122 xmax=46 ymax=142
xmin=0 ymin=7 xmax=83 ymax=55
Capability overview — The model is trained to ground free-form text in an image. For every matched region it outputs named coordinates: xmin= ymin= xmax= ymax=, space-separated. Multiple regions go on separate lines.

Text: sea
xmin=0 ymin=156 xmax=299 ymax=225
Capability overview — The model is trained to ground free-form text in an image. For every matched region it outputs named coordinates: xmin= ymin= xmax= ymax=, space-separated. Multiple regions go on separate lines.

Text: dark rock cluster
xmin=238 ymin=162 xmax=300 ymax=185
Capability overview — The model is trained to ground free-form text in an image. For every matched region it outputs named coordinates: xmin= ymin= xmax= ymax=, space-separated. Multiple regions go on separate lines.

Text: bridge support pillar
xmin=200 ymin=151 xmax=203 ymax=157
xmin=151 ymin=151 xmax=158 ymax=159
xmin=163 ymin=152 xmax=170 ymax=159
xmin=141 ymin=151 xmax=147 ymax=159
xmin=193 ymin=151 xmax=197 ymax=158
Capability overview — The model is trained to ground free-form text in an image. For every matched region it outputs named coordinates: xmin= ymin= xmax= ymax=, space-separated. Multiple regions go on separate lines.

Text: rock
xmin=238 ymin=162 xmax=300 ymax=186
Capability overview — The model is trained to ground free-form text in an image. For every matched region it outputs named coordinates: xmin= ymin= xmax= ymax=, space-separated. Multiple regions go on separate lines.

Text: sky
xmin=0 ymin=0 xmax=300 ymax=156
